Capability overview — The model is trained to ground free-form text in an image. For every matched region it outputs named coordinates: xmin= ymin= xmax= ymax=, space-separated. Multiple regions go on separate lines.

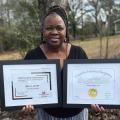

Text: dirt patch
xmin=0 ymin=51 xmax=22 ymax=60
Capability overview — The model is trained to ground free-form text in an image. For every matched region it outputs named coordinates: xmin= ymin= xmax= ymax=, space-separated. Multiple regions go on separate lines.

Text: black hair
xmin=41 ymin=5 xmax=69 ymax=42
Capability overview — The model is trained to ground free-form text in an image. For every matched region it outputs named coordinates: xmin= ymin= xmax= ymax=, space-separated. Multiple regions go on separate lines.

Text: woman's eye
xmin=56 ymin=26 xmax=64 ymax=31
xmin=46 ymin=27 xmax=53 ymax=30
xmin=45 ymin=26 xmax=64 ymax=31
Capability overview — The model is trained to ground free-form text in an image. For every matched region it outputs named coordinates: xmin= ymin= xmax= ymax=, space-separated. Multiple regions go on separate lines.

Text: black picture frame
xmin=0 ymin=59 xmax=61 ymax=111
xmin=63 ymin=59 xmax=120 ymax=109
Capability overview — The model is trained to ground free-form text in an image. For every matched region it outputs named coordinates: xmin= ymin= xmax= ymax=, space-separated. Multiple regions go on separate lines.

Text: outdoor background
xmin=0 ymin=0 xmax=120 ymax=119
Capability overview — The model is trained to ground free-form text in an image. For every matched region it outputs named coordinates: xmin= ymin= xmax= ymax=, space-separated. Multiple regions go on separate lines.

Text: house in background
xmin=114 ymin=19 xmax=120 ymax=34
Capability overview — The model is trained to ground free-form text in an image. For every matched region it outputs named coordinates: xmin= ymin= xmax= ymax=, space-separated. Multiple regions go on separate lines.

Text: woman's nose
xmin=51 ymin=28 xmax=58 ymax=34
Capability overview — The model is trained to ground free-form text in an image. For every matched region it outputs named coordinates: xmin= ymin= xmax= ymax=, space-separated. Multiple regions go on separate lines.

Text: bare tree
xmin=88 ymin=0 xmax=100 ymax=37
xmin=87 ymin=0 xmax=104 ymax=58
xmin=101 ymin=0 xmax=114 ymax=58
xmin=68 ymin=0 xmax=83 ymax=39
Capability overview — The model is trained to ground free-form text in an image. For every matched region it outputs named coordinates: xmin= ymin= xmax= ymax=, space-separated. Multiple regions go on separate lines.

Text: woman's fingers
xmin=21 ymin=105 xmax=34 ymax=113
xmin=31 ymin=105 xmax=34 ymax=111
xmin=21 ymin=106 xmax=26 ymax=112
xmin=95 ymin=104 xmax=102 ymax=112
xmin=91 ymin=104 xmax=105 ymax=113
xmin=91 ymin=104 xmax=98 ymax=113
xmin=100 ymin=106 xmax=105 ymax=112
xmin=27 ymin=105 xmax=34 ymax=112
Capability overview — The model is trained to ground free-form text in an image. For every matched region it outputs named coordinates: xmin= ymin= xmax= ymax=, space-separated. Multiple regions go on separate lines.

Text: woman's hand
xmin=91 ymin=104 xmax=105 ymax=115
xmin=21 ymin=105 xmax=34 ymax=113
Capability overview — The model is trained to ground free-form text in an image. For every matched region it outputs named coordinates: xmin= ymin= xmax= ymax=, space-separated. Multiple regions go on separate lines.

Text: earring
xmin=64 ymin=39 xmax=66 ymax=42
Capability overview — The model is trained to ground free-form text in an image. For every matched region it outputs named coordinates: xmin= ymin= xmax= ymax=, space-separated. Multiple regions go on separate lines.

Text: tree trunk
xmin=6 ymin=0 xmax=11 ymax=28
xmin=99 ymin=35 xmax=102 ymax=58
xmin=0 ymin=40 xmax=4 ymax=52
xmin=105 ymin=37 xmax=109 ymax=58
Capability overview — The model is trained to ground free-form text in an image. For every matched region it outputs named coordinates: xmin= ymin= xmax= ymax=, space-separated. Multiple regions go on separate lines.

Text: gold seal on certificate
xmin=88 ymin=88 xmax=97 ymax=98
xmin=0 ymin=60 xmax=61 ymax=111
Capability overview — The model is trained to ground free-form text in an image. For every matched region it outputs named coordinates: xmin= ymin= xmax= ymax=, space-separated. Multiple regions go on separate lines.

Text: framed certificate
xmin=63 ymin=59 xmax=120 ymax=108
xmin=0 ymin=60 xmax=61 ymax=110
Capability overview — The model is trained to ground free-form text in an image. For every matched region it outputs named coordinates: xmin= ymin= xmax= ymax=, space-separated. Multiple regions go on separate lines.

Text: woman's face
xmin=43 ymin=14 xmax=66 ymax=49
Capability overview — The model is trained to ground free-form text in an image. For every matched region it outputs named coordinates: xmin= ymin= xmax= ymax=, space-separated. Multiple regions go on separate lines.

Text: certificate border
xmin=63 ymin=59 xmax=120 ymax=109
xmin=0 ymin=59 xmax=61 ymax=111
xmin=12 ymin=72 xmax=51 ymax=100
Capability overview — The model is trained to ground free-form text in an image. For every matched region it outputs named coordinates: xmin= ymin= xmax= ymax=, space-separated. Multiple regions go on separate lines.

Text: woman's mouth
xmin=50 ymin=38 xmax=60 ymax=42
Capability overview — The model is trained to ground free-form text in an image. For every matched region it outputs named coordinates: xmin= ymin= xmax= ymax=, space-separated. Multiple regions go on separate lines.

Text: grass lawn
xmin=71 ymin=35 xmax=120 ymax=59
xmin=0 ymin=35 xmax=120 ymax=60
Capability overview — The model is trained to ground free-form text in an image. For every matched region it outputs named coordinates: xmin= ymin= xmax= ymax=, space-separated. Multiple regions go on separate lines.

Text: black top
xmin=24 ymin=44 xmax=88 ymax=118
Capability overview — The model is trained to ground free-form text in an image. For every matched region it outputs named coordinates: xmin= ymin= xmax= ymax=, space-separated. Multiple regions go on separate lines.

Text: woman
xmin=22 ymin=5 xmax=104 ymax=119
